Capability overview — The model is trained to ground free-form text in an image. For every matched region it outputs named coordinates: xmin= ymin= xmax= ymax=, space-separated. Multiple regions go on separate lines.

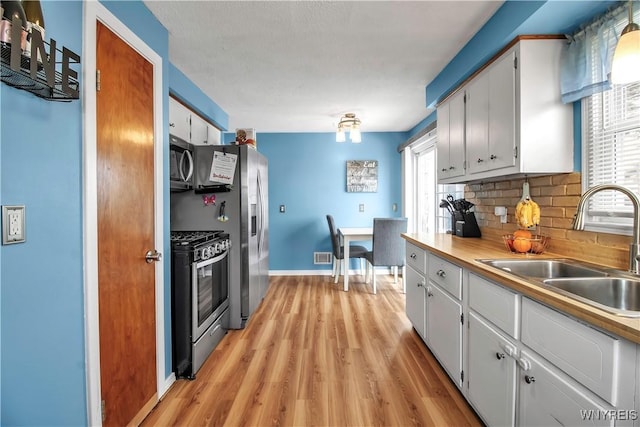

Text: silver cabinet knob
xmin=525 ymin=375 xmax=536 ymax=384
xmin=496 ymin=352 xmax=505 ymax=360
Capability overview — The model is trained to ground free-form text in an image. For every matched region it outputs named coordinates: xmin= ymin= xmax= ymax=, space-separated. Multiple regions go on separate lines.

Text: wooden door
xmin=96 ymin=21 xmax=157 ymax=426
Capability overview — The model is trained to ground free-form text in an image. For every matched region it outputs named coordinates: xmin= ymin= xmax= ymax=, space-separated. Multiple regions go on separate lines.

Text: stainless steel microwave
xmin=170 ymin=136 xmax=194 ymax=191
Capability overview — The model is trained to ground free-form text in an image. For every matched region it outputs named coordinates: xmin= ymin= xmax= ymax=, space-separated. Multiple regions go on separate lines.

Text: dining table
xmin=337 ymin=227 xmax=373 ymax=292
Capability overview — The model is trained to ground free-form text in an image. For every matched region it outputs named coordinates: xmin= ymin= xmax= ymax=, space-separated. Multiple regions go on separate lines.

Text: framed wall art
xmin=346 ymin=160 xmax=378 ymax=192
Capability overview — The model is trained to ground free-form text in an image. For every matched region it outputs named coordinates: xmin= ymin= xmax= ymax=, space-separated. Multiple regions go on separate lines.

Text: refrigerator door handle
xmin=257 ymin=169 xmax=265 ymax=255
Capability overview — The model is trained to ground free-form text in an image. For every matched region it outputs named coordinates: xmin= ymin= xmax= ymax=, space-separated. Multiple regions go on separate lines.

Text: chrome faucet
xmin=572 ymin=184 xmax=640 ymax=274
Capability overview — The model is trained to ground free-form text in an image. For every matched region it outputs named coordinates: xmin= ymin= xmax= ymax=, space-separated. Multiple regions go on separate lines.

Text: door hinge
xmin=514 ymin=146 xmax=518 ymax=159
xmin=460 ymin=313 xmax=464 ymax=325
xmin=101 ymin=400 xmax=106 ymax=422
xmin=96 ymin=70 xmax=101 ymax=92
xmin=514 ymin=56 xmax=518 ymax=69
xmin=461 ymin=370 xmax=464 ymax=382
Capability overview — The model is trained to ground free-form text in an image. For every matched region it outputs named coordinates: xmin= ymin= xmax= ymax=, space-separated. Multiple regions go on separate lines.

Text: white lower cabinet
xmin=402 ymin=243 xmax=639 ymax=426
xmin=468 ymin=312 xmax=517 ymax=427
xmin=405 ymin=265 xmax=426 ymax=339
xmin=518 ymin=348 xmax=614 ymax=427
xmin=426 ymin=282 xmax=463 ymax=387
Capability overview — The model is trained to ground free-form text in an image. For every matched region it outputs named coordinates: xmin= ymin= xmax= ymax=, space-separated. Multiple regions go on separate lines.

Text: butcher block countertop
xmin=402 ymin=232 xmax=640 ymax=345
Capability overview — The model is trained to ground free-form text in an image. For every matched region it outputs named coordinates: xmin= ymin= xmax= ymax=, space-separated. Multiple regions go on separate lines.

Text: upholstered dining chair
xmin=326 ymin=214 xmax=368 ymax=284
xmin=364 ymin=217 xmax=408 ymax=294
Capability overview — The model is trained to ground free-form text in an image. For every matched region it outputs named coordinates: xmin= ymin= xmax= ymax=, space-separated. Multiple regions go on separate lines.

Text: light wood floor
xmin=142 ymin=274 xmax=483 ymax=426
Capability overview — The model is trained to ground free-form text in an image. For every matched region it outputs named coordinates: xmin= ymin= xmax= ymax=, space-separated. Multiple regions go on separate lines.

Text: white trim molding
xmin=82 ymin=2 xmax=165 ymax=425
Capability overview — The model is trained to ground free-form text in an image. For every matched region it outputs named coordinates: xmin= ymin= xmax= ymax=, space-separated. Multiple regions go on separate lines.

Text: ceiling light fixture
xmin=611 ymin=0 xmax=640 ymax=84
xmin=336 ymin=113 xmax=362 ymax=143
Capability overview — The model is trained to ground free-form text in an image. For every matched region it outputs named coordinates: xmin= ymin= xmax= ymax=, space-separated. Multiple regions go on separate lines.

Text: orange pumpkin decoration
xmin=513 ymin=237 xmax=532 ymax=253
xmin=513 ymin=229 xmax=532 ymax=239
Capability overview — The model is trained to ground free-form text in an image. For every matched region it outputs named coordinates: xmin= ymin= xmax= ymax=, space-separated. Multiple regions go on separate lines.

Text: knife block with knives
xmin=443 ymin=195 xmax=481 ymax=237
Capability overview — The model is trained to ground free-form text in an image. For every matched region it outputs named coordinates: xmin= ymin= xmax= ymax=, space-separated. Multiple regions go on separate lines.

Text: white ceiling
xmin=144 ymin=1 xmax=504 ymax=133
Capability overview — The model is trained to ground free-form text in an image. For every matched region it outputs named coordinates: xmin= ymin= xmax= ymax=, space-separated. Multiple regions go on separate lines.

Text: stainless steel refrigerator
xmin=171 ymin=144 xmax=269 ymax=329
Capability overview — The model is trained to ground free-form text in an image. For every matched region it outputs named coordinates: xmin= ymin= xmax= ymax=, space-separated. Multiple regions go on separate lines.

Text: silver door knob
xmin=145 ymin=250 xmax=162 ymax=263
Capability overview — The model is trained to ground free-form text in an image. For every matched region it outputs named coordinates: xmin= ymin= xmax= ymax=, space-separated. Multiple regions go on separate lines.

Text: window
xmin=583 ymin=81 xmax=640 ymax=234
xmin=582 ymin=5 xmax=640 ymax=234
xmin=402 ymin=131 xmax=464 ymax=234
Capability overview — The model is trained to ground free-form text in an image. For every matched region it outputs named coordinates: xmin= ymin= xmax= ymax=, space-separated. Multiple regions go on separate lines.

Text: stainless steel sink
xmin=478 ymin=259 xmax=608 ymax=279
xmin=543 ymin=277 xmax=640 ymax=315
xmin=477 ymin=258 xmax=640 ymax=317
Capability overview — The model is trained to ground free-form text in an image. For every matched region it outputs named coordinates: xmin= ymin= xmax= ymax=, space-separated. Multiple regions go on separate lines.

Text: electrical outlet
xmin=2 ymin=205 xmax=26 ymax=244
xmin=279 ymin=205 xmax=286 ymax=213
xmin=359 ymin=204 xmax=365 ymax=212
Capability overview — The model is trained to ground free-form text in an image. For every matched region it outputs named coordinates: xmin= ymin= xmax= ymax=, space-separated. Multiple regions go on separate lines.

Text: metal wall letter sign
xmin=4 ymin=15 xmax=81 ymax=100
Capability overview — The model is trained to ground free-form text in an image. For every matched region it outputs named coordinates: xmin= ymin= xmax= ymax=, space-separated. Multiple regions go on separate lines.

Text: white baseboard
xmin=268 ymin=268 xmax=394 ymax=276
xmin=269 ymin=270 xmax=333 ymax=276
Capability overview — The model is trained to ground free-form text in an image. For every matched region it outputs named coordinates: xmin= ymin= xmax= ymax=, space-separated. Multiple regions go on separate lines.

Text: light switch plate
xmin=2 ymin=205 xmax=26 ymax=245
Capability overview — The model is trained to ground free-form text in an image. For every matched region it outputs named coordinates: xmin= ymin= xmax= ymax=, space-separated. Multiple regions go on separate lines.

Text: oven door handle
xmin=194 ymin=249 xmax=228 ymax=269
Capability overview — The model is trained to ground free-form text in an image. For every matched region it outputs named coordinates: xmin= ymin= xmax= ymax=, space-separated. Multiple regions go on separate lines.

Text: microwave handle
xmin=179 ymin=150 xmax=194 ymax=182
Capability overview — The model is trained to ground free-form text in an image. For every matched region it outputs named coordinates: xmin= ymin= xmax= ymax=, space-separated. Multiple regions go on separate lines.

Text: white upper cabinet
xmin=465 ymin=70 xmax=490 ymax=175
xmin=206 ymin=123 xmax=221 ymax=145
xmin=190 ymin=113 xmax=209 ymax=146
xmin=169 ymin=96 xmax=222 ymax=146
xmin=437 ymin=37 xmax=573 ymax=184
xmin=437 ymin=90 xmax=466 ymax=181
xmin=169 ymin=96 xmax=191 ymax=144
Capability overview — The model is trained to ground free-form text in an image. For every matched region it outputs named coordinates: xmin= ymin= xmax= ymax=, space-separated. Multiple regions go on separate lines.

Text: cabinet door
xmin=487 ymin=50 xmax=516 ymax=171
xmin=206 ymin=123 xmax=221 ymax=145
xmin=405 ymin=266 xmax=426 ymax=339
xmin=448 ymin=91 xmax=466 ymax=178
xmin=519 ymin=349 xmax=614 ymax=427
xmin=468 ymin=312 xmax=517 ymax=427
xmin=436 ymin=101 xmax=451 ymax=182
xmin=169 ymin=97 xmax=191 ymax=144
xmin=190 ymin=113 xmax=208 ymax=145
xmin=426 ymin=282 xmax=462 ymax=386
xmin=466 ymin=72 xmax=489 ymax=175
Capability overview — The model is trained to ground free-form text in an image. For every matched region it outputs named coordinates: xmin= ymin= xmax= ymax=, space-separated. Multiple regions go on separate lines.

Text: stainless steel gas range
xmin=170 ymin=230 xmax=230 ymax=379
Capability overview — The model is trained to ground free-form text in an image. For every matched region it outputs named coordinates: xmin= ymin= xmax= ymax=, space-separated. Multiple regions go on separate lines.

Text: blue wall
xmin=250 ymin=132 xmax=406 ymax=271
xmin=1 ymin=2 xmax=86 ymax=425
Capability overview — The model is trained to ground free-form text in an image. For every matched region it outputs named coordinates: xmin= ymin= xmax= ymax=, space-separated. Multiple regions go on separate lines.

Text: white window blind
xmin=582 ymin=9 xmax=640 ymax=233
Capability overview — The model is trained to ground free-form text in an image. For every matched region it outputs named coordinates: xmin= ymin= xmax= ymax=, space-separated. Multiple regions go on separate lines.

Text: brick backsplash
xmin=464 ymin=172 xmax=632 ymax=269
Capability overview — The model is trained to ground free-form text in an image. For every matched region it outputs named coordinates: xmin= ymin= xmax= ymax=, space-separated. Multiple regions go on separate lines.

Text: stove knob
xmin=214 ymin=242 xmax=222 ymax=254
xmin=224 ymin=239 xmax=230 ymax=249
xmin=201 ymin=247 xmax=210 ymax=260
